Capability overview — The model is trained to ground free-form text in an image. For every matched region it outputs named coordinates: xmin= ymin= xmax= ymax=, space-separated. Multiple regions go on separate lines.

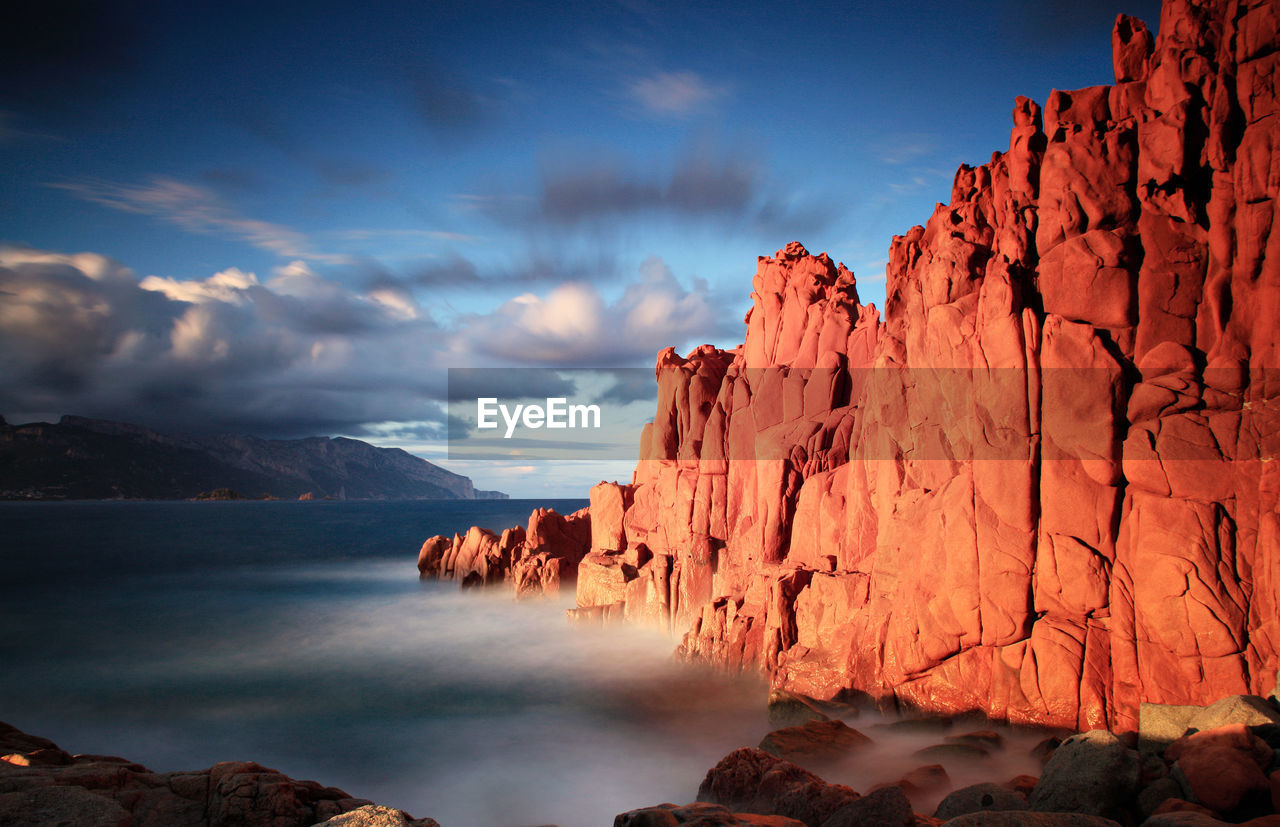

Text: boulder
xmin=940 ymin=814 xmax=1120 ymax=826
xmin=695 ymin=748 xmax=861 ymax=827
xmin=0 ymin=721 xmax=419 ymax=827
xmin=1187 ymin=697 xmax=1280 ymax=733
xmin=317 ymin=804 xmax=441 ymax=827
xmin=757 ymin=719 xmax=873 ymax=766
xmin=1174 ymin=744 xmax=1270 ymax=814
xmin=934 ymin=783 xmax=1028 ymax=820
xmin=0 ymin=785 xmax=131 ymax=827
xmin=1029 ymin=730 xmax=1139 ymax=821
xmin=820 ymin=786 xmax=915 ymax=826
xmin=1139 ymin=704 xmax=1201 ymax=756
xmin=613 ymin=802 xmax=807 ymax=826
xmin=1138 ymin=812 xmax=1232 ymax=827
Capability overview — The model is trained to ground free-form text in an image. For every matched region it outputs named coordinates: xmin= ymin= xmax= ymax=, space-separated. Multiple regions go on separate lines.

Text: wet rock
xmin=941 ymin=813 xmax=1120 ymax=826
xmin=934 ymin=782 xmax=1028 ymax=820
xmin=758 ymin=719 xmax=873 ymax=766
xmin=695 ymin=747 xmax=861 ymax=827
xmin=1029 ymin=730 xmax=1140 ymax=821
xmin=0 ymin=784 xmax=131 ymax=827
xmin=0 ymin=721 xmax=422 ymax=827
xmin=614 ymin=802 xmax=807 ymax=826
xmin=767 ymin=690 xmax=849 ymax=728
xmin=820 ymin=785 xmax=915 ymax=826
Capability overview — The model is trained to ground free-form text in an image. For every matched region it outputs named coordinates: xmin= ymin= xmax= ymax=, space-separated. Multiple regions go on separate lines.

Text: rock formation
xmin=424 ymin=0 xmax=1280 ymax=732
xmin=417 ymin=506 xmax=591 ymax=595
xmin=0 ymin=722 xmax=439 ymax=826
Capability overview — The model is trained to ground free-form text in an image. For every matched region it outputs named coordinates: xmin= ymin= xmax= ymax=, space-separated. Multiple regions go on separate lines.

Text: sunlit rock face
xmin=417 ymin=506 xmax=591 ymax=596
xmin=570 ymin=0 xmax=1280 ymax=731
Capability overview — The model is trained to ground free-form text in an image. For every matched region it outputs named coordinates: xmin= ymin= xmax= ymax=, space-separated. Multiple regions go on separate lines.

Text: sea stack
xmin=424 ymin=0 xmax=1280 ymax=733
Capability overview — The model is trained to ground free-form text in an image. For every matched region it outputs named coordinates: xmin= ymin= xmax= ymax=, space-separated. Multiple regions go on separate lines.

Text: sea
xmin=0 ymin=500 xmax=1047 ymax=825
xmin=0 ymin=499 xmax=770 ymax=826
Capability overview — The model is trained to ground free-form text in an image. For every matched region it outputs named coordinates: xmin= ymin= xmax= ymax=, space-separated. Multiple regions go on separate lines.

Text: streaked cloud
xmin=47 ymin=177 xmax=352 ymax=264
xmin=468 ymin=144 xmax=833 ymax=240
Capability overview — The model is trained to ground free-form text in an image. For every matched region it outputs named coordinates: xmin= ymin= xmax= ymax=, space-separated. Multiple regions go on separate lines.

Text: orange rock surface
xmin=424 ymin=0 xmax=1280 ymax=731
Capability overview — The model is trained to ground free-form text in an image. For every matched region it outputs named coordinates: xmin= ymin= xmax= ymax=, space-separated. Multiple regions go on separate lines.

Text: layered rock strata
xmin=425 ymin=0 xmax=1280 ymax=732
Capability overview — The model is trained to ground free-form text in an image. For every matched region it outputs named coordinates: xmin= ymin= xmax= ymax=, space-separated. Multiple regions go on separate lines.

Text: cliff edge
xmin=422 ymin=0 xmax=1280 ymax=732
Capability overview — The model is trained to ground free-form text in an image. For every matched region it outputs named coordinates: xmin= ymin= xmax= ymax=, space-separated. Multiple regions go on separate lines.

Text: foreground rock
xmin=614 ymin=802 xmax=806 ymax=826
xmin=0 ymin=722 xmax=438 ymax=827
xmin=616 ymin=690 xmax=1280 ymax=827
xmin=1028 ymin=730 xmax=1140 ymax=821
xmin=757 ymin=719 xmax=873 ymax=768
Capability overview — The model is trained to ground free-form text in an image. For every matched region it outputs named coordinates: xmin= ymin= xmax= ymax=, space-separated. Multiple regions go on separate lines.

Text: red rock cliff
xmin=572 ymin=0 xmax=1280 ymax=732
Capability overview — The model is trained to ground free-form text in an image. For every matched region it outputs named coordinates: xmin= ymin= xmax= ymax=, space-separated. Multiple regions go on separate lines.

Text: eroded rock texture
xmin=417 ymin=506 xmax=591 ymax=596
xmin=571 ymin=0 xmax=1280 ymax=732
xmin=423 ymin=0 xmax=1279 ymax=732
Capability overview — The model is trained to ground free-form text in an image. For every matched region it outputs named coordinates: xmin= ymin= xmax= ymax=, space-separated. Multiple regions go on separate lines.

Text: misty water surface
xmin=1 ymin=500 xmax=1046 ymax=824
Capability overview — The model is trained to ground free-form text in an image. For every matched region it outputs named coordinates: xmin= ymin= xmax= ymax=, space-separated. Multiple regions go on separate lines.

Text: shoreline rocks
xmin=618 ymin=690 xmax=1280 ymax=827
xmin=0 ymin=722 xmax=438 ymax=827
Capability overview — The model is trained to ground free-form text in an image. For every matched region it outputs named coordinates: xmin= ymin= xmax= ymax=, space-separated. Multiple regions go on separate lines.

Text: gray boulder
xmin=1186 ymin=695 xmax=1280 ymax=732
xmin=1138 ymin=703 xmax=1199 ymax=756
xmin=933 ymin=783 xmax=1028 ymax=820
xmin=1028 ymin=729 xmax=1139 ymax=821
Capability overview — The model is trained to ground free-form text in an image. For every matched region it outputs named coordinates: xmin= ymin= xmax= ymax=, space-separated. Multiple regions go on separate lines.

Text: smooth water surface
xmin=0 ymin=500 xmax=771 ymax=826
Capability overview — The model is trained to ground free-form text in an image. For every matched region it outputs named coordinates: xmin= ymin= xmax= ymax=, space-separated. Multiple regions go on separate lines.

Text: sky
xmin=0 ymin=0 xmax=1162 ymax=497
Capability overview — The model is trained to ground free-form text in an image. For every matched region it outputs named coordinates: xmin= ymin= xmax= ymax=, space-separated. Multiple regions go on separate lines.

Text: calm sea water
xmin=0 ymin=500 xmax=772 ymax=826
xmin=1 ymin=500 xmax=1051 ymax=824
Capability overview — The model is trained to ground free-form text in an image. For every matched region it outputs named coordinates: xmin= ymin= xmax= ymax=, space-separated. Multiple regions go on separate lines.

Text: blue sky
xmin=0 ymin=0 xmax=1161 ymax=496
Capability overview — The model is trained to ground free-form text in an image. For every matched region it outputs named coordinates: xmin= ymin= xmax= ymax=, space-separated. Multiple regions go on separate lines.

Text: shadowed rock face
xmin=567 ymin=0 xmax=1280 ymax=732
xmin=0 ymin=722 xmax=440 ymax=827
xmin=420 ymin=0 xmax=1279 ymax=731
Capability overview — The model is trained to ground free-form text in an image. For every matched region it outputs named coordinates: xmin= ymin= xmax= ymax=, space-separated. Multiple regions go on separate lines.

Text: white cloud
xmin=628 ymin=71 xmax=723 ymax=116
xmin=451 ymin=255 xmax=729 ymax=366
xmin=0 ymin=246 xmax=445 ymax=435
xmin=140 ymin=267 xmax=259 ymax=304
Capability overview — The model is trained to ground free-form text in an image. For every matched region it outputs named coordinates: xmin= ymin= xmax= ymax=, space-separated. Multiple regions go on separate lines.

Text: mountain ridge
xmin=0 ymin=415 xmax=505 ymax=501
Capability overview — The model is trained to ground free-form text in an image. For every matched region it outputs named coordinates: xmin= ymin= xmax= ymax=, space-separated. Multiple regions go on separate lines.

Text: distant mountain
xmin=0 ymin=415 xmax=506 ymax=501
